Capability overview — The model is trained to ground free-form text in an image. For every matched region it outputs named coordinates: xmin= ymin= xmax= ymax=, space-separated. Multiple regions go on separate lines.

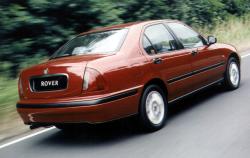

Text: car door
xmin=142 ymin=23 xmax=195 ymax=101
xmin=167 ymin=22 xmax=225 ymax=91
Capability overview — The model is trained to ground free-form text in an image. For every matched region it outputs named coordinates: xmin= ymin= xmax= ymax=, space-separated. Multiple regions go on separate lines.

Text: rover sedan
xmin=17 ymin=20 xmax=241 ymax=132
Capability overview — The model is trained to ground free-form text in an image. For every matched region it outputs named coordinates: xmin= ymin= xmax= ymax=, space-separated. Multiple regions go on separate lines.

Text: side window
xmin=168 ymin=23 xmax=205 ymax=49
xmin=144 ymin=24 xmax=178 ymax=54
xmin=143 ymin=35 xmax=156 ymax=55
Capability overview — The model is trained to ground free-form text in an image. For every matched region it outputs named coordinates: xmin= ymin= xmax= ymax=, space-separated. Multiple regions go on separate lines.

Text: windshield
xmin=51 ymin=29 xmax=128 ymax=59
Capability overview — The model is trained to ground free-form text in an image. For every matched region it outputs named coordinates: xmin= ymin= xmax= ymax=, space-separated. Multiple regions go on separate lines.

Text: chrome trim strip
xmin=168 ymin=62 xmax=225 ymax=84
xmin=168 ymin=78 xmax=224 ymax=104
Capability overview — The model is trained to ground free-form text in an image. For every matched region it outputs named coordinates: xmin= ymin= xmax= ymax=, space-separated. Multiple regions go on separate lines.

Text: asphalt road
xmin=1 ymin=54 xmax=250 ymax=158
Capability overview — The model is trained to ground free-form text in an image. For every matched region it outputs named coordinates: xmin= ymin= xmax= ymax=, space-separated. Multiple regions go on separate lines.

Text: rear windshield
xmin=50 ymin=29 xmax=128 ymax=59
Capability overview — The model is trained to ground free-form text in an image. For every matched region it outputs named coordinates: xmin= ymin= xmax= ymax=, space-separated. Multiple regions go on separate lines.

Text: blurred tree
xmin=0 ymin=0 xmax=122 ymax=77
xmin=0 ymin=0 xmax=249 ymax=78
xmin=222 ymin=0 xmax=250 ymax=15
xmin=176 ymin=0 xmax=226 ymax=26
xmin=119 ymin=0 xmax=172 ymax=21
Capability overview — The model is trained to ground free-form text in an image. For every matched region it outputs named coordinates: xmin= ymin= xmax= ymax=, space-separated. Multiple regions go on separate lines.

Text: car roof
xmin=79 ymin=19 xmax=180 ymax=35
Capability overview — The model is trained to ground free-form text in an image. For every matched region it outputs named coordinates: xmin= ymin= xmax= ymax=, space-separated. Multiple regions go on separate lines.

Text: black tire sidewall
xmin=139 ymin=84 xmax=168 ymax=131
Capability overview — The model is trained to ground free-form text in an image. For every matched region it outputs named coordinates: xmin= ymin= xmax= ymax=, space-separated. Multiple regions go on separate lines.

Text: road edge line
xmin=242 ymin=53 xmax=250 ymax=58
xmin=0 ymin=127 xmax=55 ymax=150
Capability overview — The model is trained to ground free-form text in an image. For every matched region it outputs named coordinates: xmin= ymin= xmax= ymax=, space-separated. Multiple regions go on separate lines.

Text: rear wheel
xmin=223 ymin=57 xmax=240 ymax=90
xmin=138 ymin=84 xmax=168 ymax=132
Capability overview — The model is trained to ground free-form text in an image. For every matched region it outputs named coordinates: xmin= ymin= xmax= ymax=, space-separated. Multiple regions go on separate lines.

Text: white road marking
xmin=242 ymin=53 xmax=250 ymax=58
xmin=0 ymin=52 xmax=250 ymax=150
xmin=0 ymin=127 xmax=55 ymax=150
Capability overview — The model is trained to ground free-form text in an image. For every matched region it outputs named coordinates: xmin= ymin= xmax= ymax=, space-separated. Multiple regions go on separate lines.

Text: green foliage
xmin=222 ymin=0 xmax=250 ymax=15
xmin=0 ymin=0 xmax=250 ymax=77
xmin=199 ymin=14 xmax=250 ymax=51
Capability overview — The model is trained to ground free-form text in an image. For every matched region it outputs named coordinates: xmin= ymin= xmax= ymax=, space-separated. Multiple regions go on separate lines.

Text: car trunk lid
xmin=21 ymin=54 xmax=107 ymax=99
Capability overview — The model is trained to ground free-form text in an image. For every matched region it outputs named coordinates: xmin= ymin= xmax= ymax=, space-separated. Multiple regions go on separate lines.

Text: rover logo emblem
xmin=41 ymin=80 xmax=59 ymax=87
xmin=43 ymin=68 xmax=49 ymax=75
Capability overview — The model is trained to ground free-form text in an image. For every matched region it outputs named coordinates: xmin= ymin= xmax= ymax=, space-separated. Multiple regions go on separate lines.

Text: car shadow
xmin=35 ymin=117 xmax=144 ymax=148
xmin=34 ymin=84 xmax=236 ymax=148
xmin=168 ymin=84 xmax=224 ymax=120
xmin=168 ymin=80 xmax=246 ymax=120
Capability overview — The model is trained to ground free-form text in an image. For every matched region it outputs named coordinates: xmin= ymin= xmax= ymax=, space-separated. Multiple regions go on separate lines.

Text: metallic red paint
xmin=17 ymin=20 xmax=240 ymax=125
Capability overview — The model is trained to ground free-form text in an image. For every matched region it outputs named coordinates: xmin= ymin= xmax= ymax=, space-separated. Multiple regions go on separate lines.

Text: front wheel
xmin=223 ymin=57 xmax=241 ymax=90
xmin=138 ymin=84 xmax=168 ymax=132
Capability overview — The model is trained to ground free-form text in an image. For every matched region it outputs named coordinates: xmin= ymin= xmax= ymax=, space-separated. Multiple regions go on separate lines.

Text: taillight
xmin=18 ymin=77 xmax=24 ymax=99
xmin=83 ymin=68 xmax=106 ymax=92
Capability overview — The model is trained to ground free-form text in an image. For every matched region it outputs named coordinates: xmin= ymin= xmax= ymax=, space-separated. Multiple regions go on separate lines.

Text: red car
xmin=17 ymin=20 xmax=241 ymax=131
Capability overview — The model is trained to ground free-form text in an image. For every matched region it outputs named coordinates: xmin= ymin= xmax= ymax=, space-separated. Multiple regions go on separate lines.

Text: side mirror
xmin=207 ymin=36 xmax=217 ymax=45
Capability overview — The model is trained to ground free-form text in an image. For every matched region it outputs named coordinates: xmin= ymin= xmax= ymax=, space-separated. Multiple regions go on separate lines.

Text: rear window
xmin=51 ymin=29 xmax=128 ymax=59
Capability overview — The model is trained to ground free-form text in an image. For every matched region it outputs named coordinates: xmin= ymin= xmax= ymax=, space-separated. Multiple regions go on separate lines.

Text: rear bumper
xmin=16 ymin=89 xmax=140 ymax=124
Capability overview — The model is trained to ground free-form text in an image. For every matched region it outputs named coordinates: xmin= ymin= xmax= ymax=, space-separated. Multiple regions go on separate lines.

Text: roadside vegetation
xmin=200 ymin=14 xmax=250 ymax=52
xmin=0 ymin=78 xmax=29 ymax=140
xmin=0 ymin=0 xmax=250 ymax=140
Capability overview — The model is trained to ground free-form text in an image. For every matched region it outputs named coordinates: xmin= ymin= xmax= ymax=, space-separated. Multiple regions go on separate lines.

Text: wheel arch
xmin=229 ymin=52 xmax=241 ymax=65
xmin=142 ymin=78 xmax=168 ymax=99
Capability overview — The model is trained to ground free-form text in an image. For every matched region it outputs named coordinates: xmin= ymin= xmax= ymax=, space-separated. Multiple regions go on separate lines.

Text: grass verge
xmin=199 ymin=14 xmax=250 ymax=52
xmin=0 ymin=78 xmax=29 ymax=141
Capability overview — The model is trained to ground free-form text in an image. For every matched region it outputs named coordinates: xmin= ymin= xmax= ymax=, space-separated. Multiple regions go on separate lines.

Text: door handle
xmin=153 ymin=58 xmax=162 ymax=64
xmin=191 ymin=50 xmax=198 ymax=56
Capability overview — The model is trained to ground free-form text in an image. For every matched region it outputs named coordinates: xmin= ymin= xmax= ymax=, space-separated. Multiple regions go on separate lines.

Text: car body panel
xmin=188 ymin=44 xmax=226 ymax=91
xmin=20 ymin=54 xmax=111 ymax=100
xmin=17 ymin=86 xmax=143 ymax=124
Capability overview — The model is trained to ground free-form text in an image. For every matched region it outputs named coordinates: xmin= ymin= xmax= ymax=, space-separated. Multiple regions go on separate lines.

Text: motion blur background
xmin=0 ymin=0 xmax=250 ymax=141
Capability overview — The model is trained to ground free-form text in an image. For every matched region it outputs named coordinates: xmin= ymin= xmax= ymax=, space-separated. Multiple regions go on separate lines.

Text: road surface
xmin=0 ymin=53 xmax=250 ymax=158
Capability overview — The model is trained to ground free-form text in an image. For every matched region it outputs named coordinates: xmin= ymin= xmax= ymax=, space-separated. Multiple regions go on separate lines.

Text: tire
xmin=223 ymin=57 xmax=241 ymax=90
xmin=138 ymin=84 xmax=168 ymax=132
